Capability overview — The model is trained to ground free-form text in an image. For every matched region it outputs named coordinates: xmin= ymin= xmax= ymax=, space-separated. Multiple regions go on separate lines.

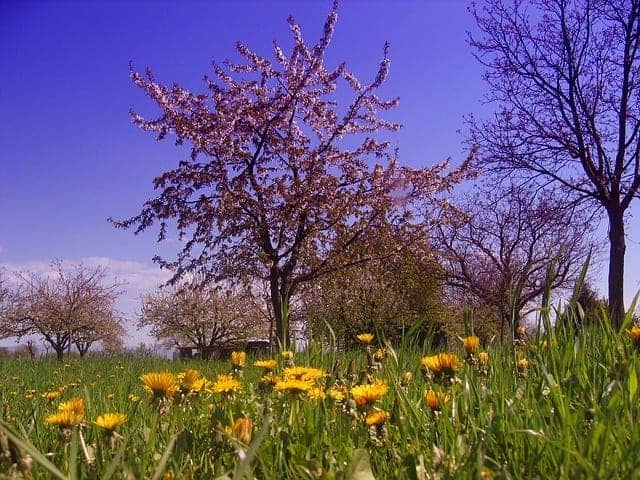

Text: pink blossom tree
xmin=113 ymin=3 xmax=470 ymax=347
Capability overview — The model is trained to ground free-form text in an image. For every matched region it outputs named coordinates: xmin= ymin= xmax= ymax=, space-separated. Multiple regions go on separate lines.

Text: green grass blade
xmin=0 ymin=421 xmax=68 ymax=480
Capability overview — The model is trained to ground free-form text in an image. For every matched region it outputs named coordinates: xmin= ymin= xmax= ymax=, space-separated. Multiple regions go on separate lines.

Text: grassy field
xmin=1 ymin=317 xmax=640 ymax=479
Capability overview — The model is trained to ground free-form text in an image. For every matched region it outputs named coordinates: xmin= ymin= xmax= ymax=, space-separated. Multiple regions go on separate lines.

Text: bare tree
xmin=139 ymin=284 xmax=265 ymax=356
xmin=435 ymin=184 xmax=595 ymax=337
xmin=112 ymin=3 xmax=471 ymax=347
xmin=468 ymin=0 xmax=640 ymax=327
xmin=2 ymin=261 xmax=123 ymax=360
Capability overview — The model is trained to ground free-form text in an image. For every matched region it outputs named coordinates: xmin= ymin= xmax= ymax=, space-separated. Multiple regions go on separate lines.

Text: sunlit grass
xmin=1 ymin=314 xmax=640 ymax=478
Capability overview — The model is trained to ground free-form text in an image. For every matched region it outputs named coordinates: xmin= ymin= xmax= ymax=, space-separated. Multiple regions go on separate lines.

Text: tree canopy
xmin=113 ymin=2 xmax=471 ymax=346
xmin=469 ymin=0 xmax=640 ymax=327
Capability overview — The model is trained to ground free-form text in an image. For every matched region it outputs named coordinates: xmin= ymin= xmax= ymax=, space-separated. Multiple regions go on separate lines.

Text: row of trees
xmin=0 ymin=182 xmax=600 ymax=357
xmin=0 ymin=261 xmax=124 ymax=359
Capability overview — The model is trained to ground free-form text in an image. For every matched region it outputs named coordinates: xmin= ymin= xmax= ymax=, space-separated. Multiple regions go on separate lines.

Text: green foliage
xmin=300 ymin=246 xmax=450 ymax=348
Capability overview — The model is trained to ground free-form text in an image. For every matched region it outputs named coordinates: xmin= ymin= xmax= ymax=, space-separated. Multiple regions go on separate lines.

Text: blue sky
xmin=1 ymin=1 xmax=638 ymax=347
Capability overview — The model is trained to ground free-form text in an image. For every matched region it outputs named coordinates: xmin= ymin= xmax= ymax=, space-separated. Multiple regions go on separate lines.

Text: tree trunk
xmin=607 ymin=209 xmax=626 ymax=329
xmin=53 ymin=345 xmax=65 ymax=361
xmin=269 ymin=268 xmax=291 ymax=349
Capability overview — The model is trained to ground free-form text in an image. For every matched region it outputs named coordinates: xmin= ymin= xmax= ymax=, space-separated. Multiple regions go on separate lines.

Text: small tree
xmin=2 ymin=261 xmax=123 ymax=360
xmin=469 ymin=0 xmax=640 ymax=327
xmin=113 ymin=3 xmax=470 ymax=347
xmin=299 ymin=239 xmax=449 ymax=348
xmin=435 ymin=183 xmax=595 ymax=338
xmin=139 ymin=284 xmax=265 ymax=356
xmin=72 ymin=310 xmax=125 ymax=356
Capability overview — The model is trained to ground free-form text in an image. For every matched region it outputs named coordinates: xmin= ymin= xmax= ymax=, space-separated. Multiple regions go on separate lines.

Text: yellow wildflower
xmin=424 ymin=389 xmax=449 ymax=411
xmin=230 ymin=351 xmax=246 ymax=367
xmin=280 ymin=350 xmax=294 ymax=360
xmin=350 ymin=380 xmax=388 ymax=407
xmin=329 ymin=386 xmax=346 ymax=401
xmin=516 ymin=358 xmax=530 ymax=371
xmin=365 ymin=410 xmax=390 ymax=426
xmin=254 ymin=359 xmax=277 ymax=371
xmin=211 ymin=374 xmax=242 ymax=395
xmin=480 ymin=468 xmax=494 ymax=480
xmin=95 ymin=413 xmax=126 ymax=432
xmin=478 ymin=351 xmax=489 ymax=366
xmin=420 ymin=353 xmax=461 ymax=376
xmin=274 ymin=378 xmax=314 ymax=395
xmin=140 ymin=372 xmax=179 ymax=400
xmin=260 ymin=373 xmax=279 ymax=386
xmin=356 ymin=333 xmax=374 ymax=345
xmin=58 ymin=397 xmax=85 ymax=418
xmin=373 ymin=348 xmax=386 ymax=361
xmin=401 ymin=371 xmax=413 ymax=386
xmin=42 ymin=391 xmax=60 ymax=401
xmin=307 ymin=387 xmax=327 ymax=400
xmin=178 ymin=369 xmax=207 ymax=394
xmin=128 ymin=394 xmax=140 ymax=402
xmin=228 ymin=417 xmax=252 ymax=444
xmin=462 ymin=336 xmax=480 ymax=355
xmin=44 ymin=410 xmax=81 ymax=428
xmin=282 ymin=366 xmax=326 ymax=383
xmin=629 ymin=325 xmax=640 ymax=345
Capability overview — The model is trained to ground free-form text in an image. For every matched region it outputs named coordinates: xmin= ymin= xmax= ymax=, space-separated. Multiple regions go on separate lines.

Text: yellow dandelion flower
xmin=274 ymin=378 xmax=314 ymax=395
xmin=420 ymin=353 xmax=461 ymax=376
xmin=350 ymin=380 xmax=388 ymax=407
xmin=365 ymin=410 xmax=390 ymax=426
xmin=373 ymin=348 xmax=386 ymax=361
xmin=230 ymin=351 xmax=246 ymax=367
xmin=628 ymin=325 xmax=640 ymax=345
xmin=462 ymin=336 xmax=480 ymax=355
xmin=128 ymin=394 xmax=140 ymax=402
xmin=42 ymin=391 xmax=60 ymax=401
xmin=58 ymin=397 xmax=85 ymax=418
xmin=45 ymin=410 xmax=82 ymax=428
xmin=280 ymin=350 xmax=294 ymax=360
xmin=307 ymin=387 xmax=326 ymax=400
xmin=140 ymin=372 xmax=179 ymax=399
xmin=329 ymin=386 xmax=346 ymax=401
xmin=254 ymin=359 xmax=277 ymax=371
xmin=95 ymin=413 xmax=126 ymax=432
xmin=282 ymin=366 xmax=326 ymax=383
xmin=178 ymin=369 xmax=207 ymax=394
xmin=478 ymin=351 xmax=489 ymax=366
xmin=260 ymin=373 xmax=279 ymax=386
xmin=480 ymin=468 xmax=494 ymax=480
xmin=516 ymin=325 xmax=526 ymax=338
xmin=356 ymin=333 xmax=374 ymax=345
xmin=424 ymin=389 xmax=449 ymax=411
xmin=516 ymin=358 xmax=530 ymax=371
xmin=211 ymin=374 xmax=242 ymax=395
xmin=228 ymin=417 xmax=252 ymax=444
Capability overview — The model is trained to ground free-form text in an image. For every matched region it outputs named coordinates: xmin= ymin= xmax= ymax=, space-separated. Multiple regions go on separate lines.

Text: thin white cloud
xmin=0 ymin=257 xmax=171 ymax=293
